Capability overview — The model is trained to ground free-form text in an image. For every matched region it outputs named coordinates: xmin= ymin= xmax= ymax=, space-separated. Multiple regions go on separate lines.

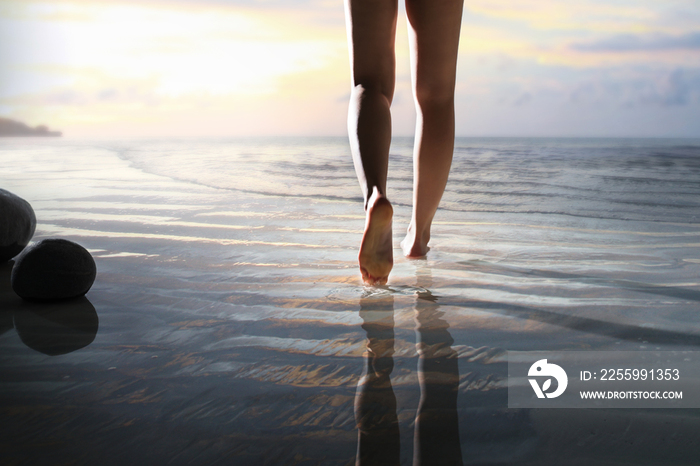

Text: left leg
xmin=345 ymin=0 xmax=399 ymax=285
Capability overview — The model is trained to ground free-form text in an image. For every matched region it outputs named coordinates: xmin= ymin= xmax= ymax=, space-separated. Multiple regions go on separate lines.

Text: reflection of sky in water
xmin=0 ymin=138 xmax=699 ymax=464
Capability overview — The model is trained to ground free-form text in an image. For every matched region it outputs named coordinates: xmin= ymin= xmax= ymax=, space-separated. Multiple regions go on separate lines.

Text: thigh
xmin=345 ymin=0 xmax=399 ymax=99
xmin=405 ymin=0 xmax=463 ymax=98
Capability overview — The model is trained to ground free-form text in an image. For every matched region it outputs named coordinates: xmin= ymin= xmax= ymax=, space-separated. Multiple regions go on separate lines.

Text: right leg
xmin=401 ymin=0 xmax=463 ymax=258
xmin=345 ymin=0 xmax=399 ymax=285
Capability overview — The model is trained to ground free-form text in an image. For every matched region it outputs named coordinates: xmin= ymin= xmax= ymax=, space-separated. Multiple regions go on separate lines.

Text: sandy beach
xmin=1 ymin=137 xmax=700 ymax=465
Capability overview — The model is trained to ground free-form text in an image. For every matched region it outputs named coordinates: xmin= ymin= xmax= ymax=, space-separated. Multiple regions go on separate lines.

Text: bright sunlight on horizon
xmin=1 ymin=0 xmax=699 ymax=138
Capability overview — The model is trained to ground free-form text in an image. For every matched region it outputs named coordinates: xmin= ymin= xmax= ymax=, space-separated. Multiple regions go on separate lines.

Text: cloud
xmin=4 ymin=0 xmax=700 ymax=137
xmin=572 ymin=32 xmax=700 ymax=52
xmin=512 ymin=92 xmax=532 ymax=106
xmin=659 ymin=68 xmax=698 ymax=106
xmin=568 ymin=67 xmax=700 ymax=107
xmin=464 ymin=0 xmax=658 ymax=33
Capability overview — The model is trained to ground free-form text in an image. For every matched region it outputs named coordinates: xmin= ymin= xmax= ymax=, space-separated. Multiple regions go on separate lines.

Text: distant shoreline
xmin=0 ymin=117 xmax=62 ymax=137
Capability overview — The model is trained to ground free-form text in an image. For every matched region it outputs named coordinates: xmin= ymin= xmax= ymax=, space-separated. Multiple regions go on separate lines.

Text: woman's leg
xmin=401 ymin=0 xmax=463 ymax=258
xmin=345 ymin=0 xmax=399 ymax=285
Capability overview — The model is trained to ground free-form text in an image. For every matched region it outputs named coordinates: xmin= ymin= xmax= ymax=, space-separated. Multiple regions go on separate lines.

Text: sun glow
xmin=1 ymin=0 xmax=699 ymax=137
xmin=1 ymin=0 xmax=349 ymax=136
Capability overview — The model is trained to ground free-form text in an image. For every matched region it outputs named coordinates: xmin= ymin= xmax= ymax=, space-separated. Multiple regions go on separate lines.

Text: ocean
xmin=1 ymin=137 xmax=699 ymax=464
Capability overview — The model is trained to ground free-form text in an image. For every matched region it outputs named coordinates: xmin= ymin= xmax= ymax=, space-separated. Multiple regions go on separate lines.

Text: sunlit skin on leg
xmin=401 ymin=0 xmax=462 ymax=259
xmin=400 ymin=223 xmax=430 ymax=258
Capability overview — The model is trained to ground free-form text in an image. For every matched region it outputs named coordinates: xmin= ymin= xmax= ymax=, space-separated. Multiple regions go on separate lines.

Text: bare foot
xmin=400 ymin=225 xmax=430 ymax=258
xmin=359 ymin=191 xmax=393 ymax=286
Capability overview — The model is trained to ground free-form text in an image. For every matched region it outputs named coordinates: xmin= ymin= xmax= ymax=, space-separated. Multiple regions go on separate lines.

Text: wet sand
xmin=1 ymin=138 xmax=700 ymax=465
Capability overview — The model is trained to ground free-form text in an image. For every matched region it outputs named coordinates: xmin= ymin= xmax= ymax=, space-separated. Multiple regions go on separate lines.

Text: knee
xmin=414 ymin=82 xmax=455 ymax=113
xmin=351 ymin=81 xmax=394 ymax=106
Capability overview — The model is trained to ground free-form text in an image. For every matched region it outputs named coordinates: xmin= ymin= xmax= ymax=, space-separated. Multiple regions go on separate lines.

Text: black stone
xmin=11 ymin=238 xmax=97 ymax=301
xmin=0 ymin=189 xmax=36 ymax=262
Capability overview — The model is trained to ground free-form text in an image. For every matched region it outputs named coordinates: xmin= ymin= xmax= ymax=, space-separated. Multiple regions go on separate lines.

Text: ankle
xmin=406 ymin=223 xmax=430 ymax=246
xmin=401 ymin=224 xmax=430 ymax=258
xmin=365 ymin=186 xmax=388 ymax=211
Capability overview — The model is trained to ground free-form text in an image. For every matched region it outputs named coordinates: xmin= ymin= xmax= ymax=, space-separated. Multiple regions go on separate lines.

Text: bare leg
xmin=345 ymin=0 xmax=398 ymax=285
xmin=401 ymin=0 xmax=463 ymax=258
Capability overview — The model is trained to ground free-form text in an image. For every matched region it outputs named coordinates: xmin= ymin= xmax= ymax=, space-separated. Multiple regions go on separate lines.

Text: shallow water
xmin=1 ymin=137 xmax=700 ymax=464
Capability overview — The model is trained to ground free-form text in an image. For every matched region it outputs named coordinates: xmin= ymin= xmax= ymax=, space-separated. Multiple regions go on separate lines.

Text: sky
xmin=1 ymin=0 xmax=699 ymax=138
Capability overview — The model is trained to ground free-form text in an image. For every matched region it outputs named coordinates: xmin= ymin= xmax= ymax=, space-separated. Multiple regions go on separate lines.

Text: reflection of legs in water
xmin=401 ymin=0 xmax=463 ymax=259
xmin=355 ymin=296 xmax=400 ymax=466
xmin=354 ymin=267 xmax=462 ymax=465
xmin=414 ymin=289 xmax=463 ymax=466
